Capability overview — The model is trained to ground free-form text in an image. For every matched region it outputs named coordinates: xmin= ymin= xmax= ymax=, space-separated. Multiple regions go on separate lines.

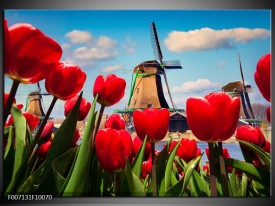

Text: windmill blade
xmin=163 ymin=60 xmax=182 ymax=69
xmin=238 ymin=53 xmax=255 ymax=119
xmin=150 ymin=22 xmax=163 ymax=64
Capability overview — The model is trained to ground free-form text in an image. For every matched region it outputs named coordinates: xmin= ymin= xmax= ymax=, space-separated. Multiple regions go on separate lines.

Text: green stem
xmin=218 ymin=142 xmax=230 ymax=196
xmin=4 ymin=80 xmax=20 ymax=123
xmin=114 ymin=172 xmax=121 ymax=197
xmin=93 ymin=104 xmax=105 ymax=144
xmin=5 ymin=96 xmax=57 ymax=194
xmin=151 ymin=142 xmax=157 ymax=197
xmin=208 ymin=142 xmax=217 ymax=196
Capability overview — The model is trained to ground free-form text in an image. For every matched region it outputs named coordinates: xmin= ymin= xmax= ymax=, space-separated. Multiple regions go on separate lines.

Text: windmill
xmin=25 ymin=82 xmax=50 ymax=118
xmin=116 ymin=22 xmax=189 ymax=133
xmin=127 ymin=22 xmax=182 ymax=109
xmin=222 ymin=53 xmax=260 ymax=126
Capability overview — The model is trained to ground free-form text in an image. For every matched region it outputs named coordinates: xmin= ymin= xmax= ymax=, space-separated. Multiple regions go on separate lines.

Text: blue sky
xmin=4 ymin=10 xmax=271 ymax=118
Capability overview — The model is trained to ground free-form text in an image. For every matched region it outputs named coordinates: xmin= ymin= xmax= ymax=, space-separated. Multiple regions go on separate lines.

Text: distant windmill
xmin=25 ymin=82 xmax=50 ymax=117
xmin=222 ymin=53 xmax=259 ymax=126
xmin=127 ymin=22 xmax=182 ymax=109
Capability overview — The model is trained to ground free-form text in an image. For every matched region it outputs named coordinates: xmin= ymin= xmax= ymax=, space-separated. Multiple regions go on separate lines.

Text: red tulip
xmin=132 ymin=136 xmax=151 ymax=160
xmin=262 ymin=141 xmax=271 ymax=153
xmin=95 ymin=128 xmax=133 ymax=172
xmin=141 ymin=158 xmax=152 ymax=179
xmin=4 ymin=20 xmax=62 ymax=84
xmin=36 ymin=141 xmax=52 ymax=158
xmin=186 ymin=92 xmax=240 ymax=142
xmin=71 ymin=128 xmax=81 ymax=147
xmin=254 ymin=53 xmax=271 ymax=102
xmin=266 ymin=106 xmax=271 ymax=123
xmin=105 ymin=113 xmax=126 ymax=130
xmin=93 ymin=74 xmax=126 ymax=107
xmin=38 ymin=121 xmax=54 ymax=145
xmin=196 ymin=148 xmax=202 ymax=157
xmin=133 ymin=108 xmax=170 ymax=143
xmin=168 ymin=138 xmax=198 ymax=163
xmin=64 ymin=95 xmax=91 ymax=121
xmin=6 ymin=112 xmax=40 ymax=131
xmin=45 ymin=61 xmax=86 ymax=101
xmin=235 ymin=125 xmax=266 ymax=147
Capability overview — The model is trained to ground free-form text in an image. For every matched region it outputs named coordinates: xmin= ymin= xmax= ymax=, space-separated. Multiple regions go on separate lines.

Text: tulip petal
xmin=186 ymin=97 xmax=215 ymax=141
xmin=133 ymin=110 xmax=147 ymax=141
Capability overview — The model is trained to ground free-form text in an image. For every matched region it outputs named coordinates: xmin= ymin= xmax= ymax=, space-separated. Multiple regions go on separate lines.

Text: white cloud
xmin=171 ymin=79 xmax=220 ymax=93
xmin=65 ymin=30 xmax=92 ymax=44
xmin=73 ymin=46 xmax=117 ymax=60
xmin=164 ymin=27 xmax=270 ymax=53
xmin=101 ymin=64 xmax=123 ymax=72
xmin=97 ymin=36 xmax=116 ymax=49
xmin=122 ymin=37 xmax=136 ymax=54
xmin=63 ymin=30 xmax=118 ymax=67
xmin=61 ymin=43 xmax=71 ymax=49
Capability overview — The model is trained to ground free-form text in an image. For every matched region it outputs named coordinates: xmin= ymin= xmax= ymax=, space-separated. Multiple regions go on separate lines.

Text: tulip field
xmin=3 ymin=18 xmax=271 ymax=198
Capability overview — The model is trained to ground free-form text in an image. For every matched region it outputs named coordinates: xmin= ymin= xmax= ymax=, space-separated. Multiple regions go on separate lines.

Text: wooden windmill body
xmin=26 ymin=91 xmax=46 ymax=117
xmin=128 ymin=60 xmax=169 ymax=109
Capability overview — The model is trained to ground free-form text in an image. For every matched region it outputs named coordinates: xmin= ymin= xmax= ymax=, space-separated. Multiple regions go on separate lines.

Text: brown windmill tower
xmin=25 ymin=82 xmax=49 ymax=123
xmin=127 ymin=22 xmax=182 ymax=110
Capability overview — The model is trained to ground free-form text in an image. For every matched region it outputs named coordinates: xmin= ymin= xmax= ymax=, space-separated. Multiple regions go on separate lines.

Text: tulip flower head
xmin=254 ymin=53 xmax=271 ymax=102
xmin=168 ymin=138 xmax=198 ymax=163
xmin=95 ymin=128 xmax=133 ymax=172
xmin=93 ymin=74 xmax=126 ymax=107
xmin=71 ymin=128 xmax=81 ymax=147
xmin=4 ymin=19 xmax=62 ymax=84
xmin=235 ymin=125 xmax=266 ymax=147
xmin=132 ymin=136 xmax=152 ymax=161
xmin=45 ymin=61 xmax=86 ymax=101
xmin=141 ymin=158 xmax=152 ymax=179
xmin=64 ymin=95 xmax=91 ymax=121
xmin=133 ymin=108 xmax=170 ymax=143
xmin=262 ymin=141 xmax=271 ymax=153
xmin=186 ymin=92 xmax=240 ymax=142
xmin=36 ymin=141 xmax=52 ymax=158
xmin=105 ymin=113 xmax=126 ymax=130
xmin=38 ymin=121 xmax=54 ymax=145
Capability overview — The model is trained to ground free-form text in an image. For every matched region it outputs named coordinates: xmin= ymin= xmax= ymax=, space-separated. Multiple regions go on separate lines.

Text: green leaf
xmin=52 ymin=147 xmax=78 ymax=193
xmin=224 ymin=158 xmax=270 ymax=190
xmin=189 ymin=169 xmax=209 ymax=197
xmin=159 ymin=141 xmax=180 ymax=195
xmin=180 ymin=155 xmax=202 ymax=196
xmin=131 ymin=136 xmax=148 ymax=178
xmin=16 ymin=162 xmax=45 ymax=194
xmin=155 ymin=138 xmax=172 ymax=191
xmin=125 ymin=160 xmax=145 ymax=196
xmin=62 ymin=96 xmax=98 ymax=196
xmin=241 ymin=172 xmax=248 ymax=196
xmin=237 ymin=140 xmax=270 ymax=169
xmin=5 ymin=105 xmax=27 ymax=194
xmin=163 ymin=155 xmax=202 ymax=197
xmin=36 ymin=92 xmax=83 ymax=193
xmin=4 ymin=126 xmax=15 ymax=191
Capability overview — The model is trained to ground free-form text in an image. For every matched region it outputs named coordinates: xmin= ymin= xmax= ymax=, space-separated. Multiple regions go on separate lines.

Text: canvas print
xmin=3 ymin=10 xmax=271 ymax=197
